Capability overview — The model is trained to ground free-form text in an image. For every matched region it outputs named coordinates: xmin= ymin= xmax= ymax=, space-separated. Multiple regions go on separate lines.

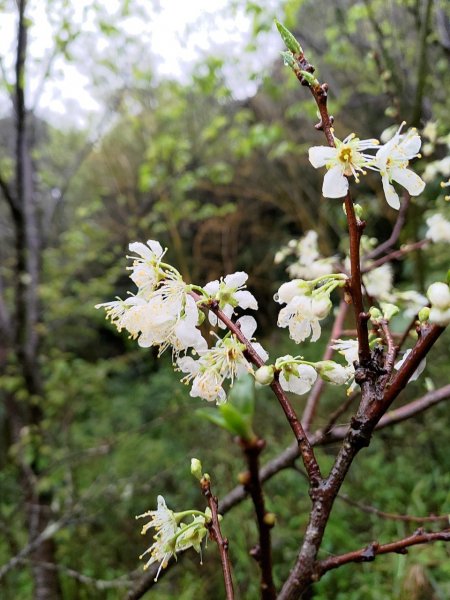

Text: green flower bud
xmin=275 ymin=19 xmax=303 ymax=54
xmin=369 ymin=306 xmax=382 ymax=321
xmin=418 ymin=306 xmax=430 ymax=322
xmin=191 ymin=458 xmax=203 ymax=481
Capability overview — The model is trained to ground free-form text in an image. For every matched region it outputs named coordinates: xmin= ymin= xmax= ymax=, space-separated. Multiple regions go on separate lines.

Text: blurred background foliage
xmin=0 ymin=0 xmax=449 ymax=598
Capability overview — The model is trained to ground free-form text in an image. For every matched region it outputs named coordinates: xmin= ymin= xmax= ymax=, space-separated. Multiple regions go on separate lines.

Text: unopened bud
xmin=254 ymin=365 xmax=275 ymax=386
xmin=418 ymin=306 xmax=430 ymax=322
xmin=369 ymin=306 xmax=382 ymax=321
xmin=275 ymin=19 xmax=303 ymax=54
xmin=380 ymin=302 xmax=400 ymax=321
xmin=299 ymin=70 xmax=319 ymax=87
xmin=191 ymin=458 xmax=203 ymax=481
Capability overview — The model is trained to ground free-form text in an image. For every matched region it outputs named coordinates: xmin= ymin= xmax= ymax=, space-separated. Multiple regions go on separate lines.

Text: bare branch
xmin=315 ymin=528 xmax=450 ymax=577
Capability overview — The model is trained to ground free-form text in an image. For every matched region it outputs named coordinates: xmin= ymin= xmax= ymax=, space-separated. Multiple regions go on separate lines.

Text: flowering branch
xmin=199 ymin=475 xmax=234 ymax=600
xmin=197 ymin=293 xmax=323 ymax=486
xmin=239 ymin=437 xmax=276 ymax=600
xmin=315 ymin=528 xmax=450 ymax=577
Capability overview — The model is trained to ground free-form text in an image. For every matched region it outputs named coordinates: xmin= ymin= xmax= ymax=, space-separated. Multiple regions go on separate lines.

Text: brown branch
xmin=361 ymin=239 xmax=429 ymax=273
xmin=200 ymin=476 xmax=234 ymax=600
xmin=379 ymin=319 xmax=398 ymax=376
xmin=302 ymin=299 xmax=349 ymax=431
xmin=126 ymin=384 xmax=450 ymax=599
xmin=240 ymin=438 xmax=276 ymax=600
xmin=337 ymin=493 xmax=450 ymax=525
xmin=315 ymin=528 xmax=450 ymax=577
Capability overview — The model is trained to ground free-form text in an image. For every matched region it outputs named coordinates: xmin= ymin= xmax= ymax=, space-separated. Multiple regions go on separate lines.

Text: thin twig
xmin=315 ymin=528 xmax=450 ymax=577
xmin=240 ymin=438 xmax=276 ymax=600
xmin=200 ymin=476 xmax=234 ymax=600
xmin=336 ymin=494 xmax=450 ymax=525
xmin=361 ymin=239 xmax=429 ymax=273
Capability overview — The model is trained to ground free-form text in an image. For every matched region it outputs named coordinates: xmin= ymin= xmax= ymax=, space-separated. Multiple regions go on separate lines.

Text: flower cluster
xmin=275 ymin=274 xmax=347 ymax=343
xmin=274 ymin=230 xmax=336 ymax=280
xmin=97 ymin=241 xmax=266 ymax=404
xmin=309 ymin=123 xmax=425 ymax=209
xmin=96 ymin=241 xmax=206 ymax=357
xmin=178 ymin=317 xmax=267 ymax=404
xmin=136 ymin=495 xmax=208 ymax=580
xmin=425 ymin=213 xmax=450 ymax=243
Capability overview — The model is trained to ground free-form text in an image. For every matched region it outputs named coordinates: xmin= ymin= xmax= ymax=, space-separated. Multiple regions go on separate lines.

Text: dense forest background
xmin=0 ymin=0 xmax=449 ymax=598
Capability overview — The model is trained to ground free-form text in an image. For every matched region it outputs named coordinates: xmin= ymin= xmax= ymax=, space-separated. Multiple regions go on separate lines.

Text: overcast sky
xmin=0 ymin=0 xmax=282 ymax=126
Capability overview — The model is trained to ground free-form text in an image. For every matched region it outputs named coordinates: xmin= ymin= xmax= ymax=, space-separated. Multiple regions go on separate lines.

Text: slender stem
xmin=240 ymin=438 xmax=276 ymax=600
xmin=362 ymin=239 xmax=428 ymax=273
xmin=337 ymin=493 xmax=450 ymax=525
xmin=200 ymin=476 xmax=234 ymax=600
xmin=315 ymin=528 xmax=450 ymax=577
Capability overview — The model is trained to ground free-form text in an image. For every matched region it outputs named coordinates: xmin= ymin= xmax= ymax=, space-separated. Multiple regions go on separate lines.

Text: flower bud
xmin=380 ymin=302 xmax=400 ymax=321
xmin=191 ymin=458 xmax=203 ymax=481
xmin=369 ymin=306 xmax=382 ymax=322
xmin=418 ymin=306 xmax=430 ymax=322
xmin=312 ymin=297 xmax=332 ymax=319
xmin=254 ymin=365 xmax=275 ymax=386
xmin=427 ymin=282 xmax=450 ymax=309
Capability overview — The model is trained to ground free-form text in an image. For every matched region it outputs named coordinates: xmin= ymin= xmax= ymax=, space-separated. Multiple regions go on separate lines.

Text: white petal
xmin=252 ymin=342 xmax=269 ymax=363
xmin=322 ymin=166 xmax=348 ymax=198
xmin=308 ymin=146 xmax=336 ymax=168
xmin=224 ymin=271 xmax=248 ymax=288
xmin=310 ymin=319 xmax=322 ymax=342
xmin=237 ymin=315 xmax=257 ymax=339
xmin=234 ymin=290 xmax=258 ymax=310
xmin=129 ymin=242 xmax=154 ymax=260
xmin=399 ymin=134 xmax=421 ymax=158
xmin=204 ymin=280 xmax=219 ymax=295
xmin=390 ymin=168 xmax=425 ymax=197
xmin=177 ymin=356 xmax=199 ymax=375
xmin=381 ymin=175 xmax=400 ymax=210
xmin=147 ymin=240 xmax=164 ymax=257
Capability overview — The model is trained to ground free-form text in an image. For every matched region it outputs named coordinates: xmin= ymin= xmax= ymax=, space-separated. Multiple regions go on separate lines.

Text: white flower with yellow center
xmin=178 ymin=317 xmax=261 ymax=404
xmin=375 ymin=123 xmax=425 ymax=210
xmin=309 ymin=133 xmax=379 ymax=198
xmin=277 ymin=293 xmax=332 ymax=343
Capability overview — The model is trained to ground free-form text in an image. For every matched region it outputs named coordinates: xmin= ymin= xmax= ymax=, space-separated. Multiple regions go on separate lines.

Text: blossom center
xmin=338 ymin=145 xmax=353 ymax=164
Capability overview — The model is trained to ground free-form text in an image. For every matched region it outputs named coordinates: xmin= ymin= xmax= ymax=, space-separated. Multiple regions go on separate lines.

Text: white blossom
xmin=127 ymin=240 xmax=165 ymax=297
xmin=276 ymin=356 xmax=317 ymax=395
xmin=277 ymin=294 xmax=331 ymax=343
xmin=394 ymin=349 xmax=426 ymax=382
xmin=178 ymin=325 xmax=254 ymax=404
xmin=136 ymin=496 xmax=179 ymax=577
xmin=309 ymin=133 xmax=379 ymax=198
xmin=427 ymin=281 xmax=450 ymax=326
xmin=331 ymin=339 xmax=359 ymax=367
xmin=425 ymin=214 xmax=450 ymax=243
xmin=204 ymin=271 xmax=257 ymax=328
xmin=374 ymin=123 xmax=425 ymax=210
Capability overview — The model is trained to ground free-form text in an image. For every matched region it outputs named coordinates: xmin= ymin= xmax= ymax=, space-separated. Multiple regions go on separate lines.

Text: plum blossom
xmin=314 ymin=360 xmax=353 ymax=385
xmin=363 ymin=263 xmax=394 ymax=300
xmin=136 ymin=495 xmax=208 ymax=580
xmin=127 ymin=240 xmax=165 ymax=297
xmin=331 ymin=339 xmax=359 ymax=394
xmin=275 ymin=356 xmax=317 ymax=395
xmin=204 ymin=271 xmax=257 ymax=328
xmin=178 ymin=317 xmax=263 ymax=404
xmin=309 ymin=133 xmax=379 ymax=198
xmin=136 ymin=495 xmax=179 ymax=577
xmin=374 ymin=123 xmax=425 ymax=210
xmin=425 ymin=214 xmax=450 ymax=243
